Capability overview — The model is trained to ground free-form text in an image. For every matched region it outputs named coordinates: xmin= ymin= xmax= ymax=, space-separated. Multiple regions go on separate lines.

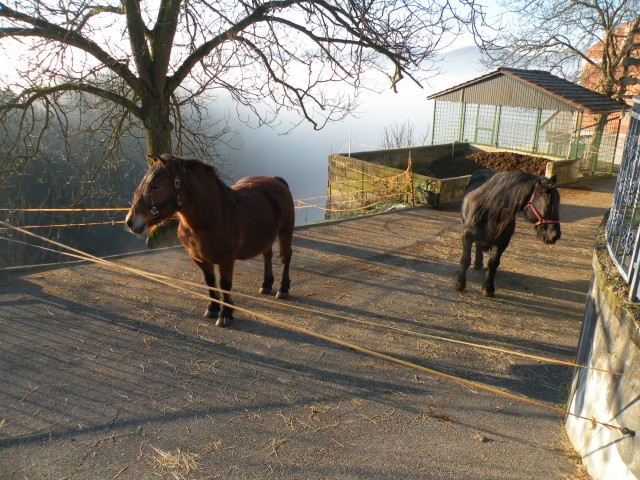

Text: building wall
xmin=580 ymin=22 xmax=640 ymax=105
xmin=433 ymin=75 xmax=579 ymax=112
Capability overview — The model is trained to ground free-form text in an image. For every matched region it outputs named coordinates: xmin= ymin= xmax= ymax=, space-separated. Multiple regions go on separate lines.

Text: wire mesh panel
xmin=474 ymin=104 xmax=498 ymax=145
xmin=577 ymin=112 xmax=623 ymax=176
xmin=325 ymin=155 xmax=413 ymax=220
xmin=605 ymin=96 xmax=640 ymax=301
xmin=496 ymin=107 xmax=539 ymax=152
xmin=461 ymin=103 xmax=479 ymax=143
xmin=432 ymin=99 xmax=623 ymax=176
xmin=432 ymin=101 xmax=461 ymax=145
xmin=537 ymin=110 xmax=577 ymax=158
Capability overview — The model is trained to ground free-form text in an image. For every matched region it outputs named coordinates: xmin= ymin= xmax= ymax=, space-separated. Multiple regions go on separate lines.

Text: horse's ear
xmin=541 ymin=175 xmax=557 ymax=188
xmin=148 ymin=154 xmax=172 ymax=167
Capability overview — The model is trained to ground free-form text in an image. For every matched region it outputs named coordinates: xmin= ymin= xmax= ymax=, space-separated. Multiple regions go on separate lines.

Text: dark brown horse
xmin=125 ymin=154 xmax=295 ymax=327
xmin=454 ymin=169 xmax=561 ymax=297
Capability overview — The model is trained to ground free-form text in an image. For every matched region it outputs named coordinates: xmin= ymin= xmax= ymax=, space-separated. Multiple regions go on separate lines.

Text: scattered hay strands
xmin=151 ymin=446 xmax=200 ymax=477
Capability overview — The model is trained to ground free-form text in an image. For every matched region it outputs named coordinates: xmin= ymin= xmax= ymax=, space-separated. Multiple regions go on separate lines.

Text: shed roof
xmin=427 ymin=67 xmax=629 ymax=113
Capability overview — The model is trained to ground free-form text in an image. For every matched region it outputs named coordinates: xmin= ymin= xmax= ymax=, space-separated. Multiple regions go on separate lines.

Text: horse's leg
xmin=195 ymin=260 xmax=221 ymax=319
xmin=454 ymin=230 xmax=474 ymax=292
xmin=216 ymin=259 xmax=235 ymax=328
xmin=483 ymin=224 xmax=515 ymax=297
xmin=473 ymin=244 xmax=484 ymax=270
xmin=482 ymin=243 xmax=508 ymax=298
xmin=259 ymin=247 xmax=275 ymax=295
xmin=276 ymin=229 xmax=293 ymax=300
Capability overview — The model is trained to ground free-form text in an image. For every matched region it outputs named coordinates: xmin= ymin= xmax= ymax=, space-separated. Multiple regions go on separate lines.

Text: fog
xmin=216 ymin=46 xmax=484 ymax=225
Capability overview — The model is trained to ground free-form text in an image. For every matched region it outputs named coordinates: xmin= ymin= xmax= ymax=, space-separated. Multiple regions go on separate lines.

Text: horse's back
xmin=231 ymin=176 xmax=295 ymax=243
xmin=465 ymin=169 xmax=496 ymax=196
xmin=462 ymin=169 xmax=495 ymax=224
xmin=232 ymin=176 xmax=293 ymax=208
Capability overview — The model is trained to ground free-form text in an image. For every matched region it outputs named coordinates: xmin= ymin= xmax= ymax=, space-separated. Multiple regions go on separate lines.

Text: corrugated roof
xmin=427 ymin=67 xmax=629 ymax=113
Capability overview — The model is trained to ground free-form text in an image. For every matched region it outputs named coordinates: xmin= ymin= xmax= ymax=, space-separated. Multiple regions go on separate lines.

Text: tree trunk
xmin=142 ymin=97 xmax=173 ymax=159
xmin=585 ymin=113 xmax=608 ymax=175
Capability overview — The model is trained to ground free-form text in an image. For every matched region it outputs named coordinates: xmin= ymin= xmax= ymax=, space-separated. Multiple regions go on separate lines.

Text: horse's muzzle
xmin=125 ymin=211 xmax=147 ymax=235
xmin=539 ymin=225 xmax=561 ymax=244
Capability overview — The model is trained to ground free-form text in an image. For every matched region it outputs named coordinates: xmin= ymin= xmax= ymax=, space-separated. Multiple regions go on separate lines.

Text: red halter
xmin=523 ymin=191 xmax=560 ymax=226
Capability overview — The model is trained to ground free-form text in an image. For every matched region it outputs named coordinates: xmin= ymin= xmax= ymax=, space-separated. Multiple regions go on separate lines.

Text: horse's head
xmin=523 ymin=175 xmax=561 ymax=244
xmin=125 ymin=154 xmax=182 ymax=235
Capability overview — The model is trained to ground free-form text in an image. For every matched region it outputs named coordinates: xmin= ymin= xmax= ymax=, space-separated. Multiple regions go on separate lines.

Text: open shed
xmin=428 ymin=67 xmax=630 ymax=175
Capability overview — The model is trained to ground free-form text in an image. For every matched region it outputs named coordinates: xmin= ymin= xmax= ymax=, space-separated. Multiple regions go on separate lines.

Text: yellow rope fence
xmin=326 ymin=153 xmax=414 ymax=215
xmin=1 ymin=156 xmax=416 ymax=229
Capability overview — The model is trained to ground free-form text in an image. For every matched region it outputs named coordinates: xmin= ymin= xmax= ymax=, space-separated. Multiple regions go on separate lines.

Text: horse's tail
xmin=274 ymin=176 xmax=290 ymax=190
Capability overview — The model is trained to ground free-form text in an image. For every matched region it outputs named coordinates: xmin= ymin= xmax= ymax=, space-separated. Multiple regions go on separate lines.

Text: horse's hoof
xmin=454 ymin=280 xmax=466 ymax=292
xmin=482 ymin=287 xmax=495 ymax=298
xmin=472 ymin=264 xmax=484 ymax=270
xmin=215 ymin=316 xmax=233 ymax=328
xmin=204 ymin=307 xmax=219 ymax=319
xmin=275 ymin=291 xmax=289 ymax=300
xmin=259 ymin=287 xmax=272 ymax=295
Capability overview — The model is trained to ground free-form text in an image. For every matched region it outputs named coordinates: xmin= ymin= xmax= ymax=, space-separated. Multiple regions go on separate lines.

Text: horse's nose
xmin=125 ymin=212 xmax=134 ymax=231
xmin=547 ymin=225 xmax=561 ymax=244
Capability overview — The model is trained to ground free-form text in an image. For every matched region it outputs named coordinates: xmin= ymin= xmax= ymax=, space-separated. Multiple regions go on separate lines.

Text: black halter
xmin=148 ymin=174 xmax=182 ymax=225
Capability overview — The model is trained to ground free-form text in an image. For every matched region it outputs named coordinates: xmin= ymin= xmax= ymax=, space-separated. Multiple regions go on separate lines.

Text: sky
xmin=212 ymin=0 xmax=511 ymax=224
xmin=216 ymin=45 xmax=486 ymax=224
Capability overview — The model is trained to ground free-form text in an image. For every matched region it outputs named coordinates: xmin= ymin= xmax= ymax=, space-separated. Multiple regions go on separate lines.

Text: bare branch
xmin=480 ymin=0 xmax=640 ymax=98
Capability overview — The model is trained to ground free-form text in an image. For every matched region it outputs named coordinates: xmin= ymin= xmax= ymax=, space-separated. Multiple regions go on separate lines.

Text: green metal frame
xmin=570 ymin=111 xmax=584 ymax=160
xmin=532 ymin=108 xmax=542 ymax=153
xmin=430 ymin=99 xmax=623 ymax=175
xmin=458 ymin=102 xmax=467 ymax=142
xmin=430 ymin=102 xmax=437 ymax=145
xmin=491 ymin=105 xmax=502 ymax=146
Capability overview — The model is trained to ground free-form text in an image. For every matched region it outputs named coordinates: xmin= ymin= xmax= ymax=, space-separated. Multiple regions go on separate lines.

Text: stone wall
xmin=546 ymin=159 xmax=580 ymax=184
xmin=565 ymin=223 xmax=640 ymax=479
xmin=347 ymin=143 xmax=470 ymax=174
xmin=325 ymin=143 xmax=582 ymax=219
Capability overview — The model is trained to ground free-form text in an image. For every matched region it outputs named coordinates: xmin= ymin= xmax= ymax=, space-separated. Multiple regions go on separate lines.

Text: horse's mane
xmin=465 ymin=171 xmax=538 ymax=237
xmin=155 ymin=153 xmax=229 ymax=192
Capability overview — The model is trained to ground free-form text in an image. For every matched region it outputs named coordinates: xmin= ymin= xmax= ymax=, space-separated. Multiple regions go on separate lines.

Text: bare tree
xmin=1 ymin=0 xmax=488 ymax=168
xmin=380 ymin=120 xmax=427 ymax=149
xmin=479 ymin=0 xmax=640 ymax=100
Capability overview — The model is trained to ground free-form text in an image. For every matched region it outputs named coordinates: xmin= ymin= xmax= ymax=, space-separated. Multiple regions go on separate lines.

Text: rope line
xmin=0 ymin=221 xmax=634 ymax=437
xmin=5 ymin=183 xmax=411 ymax=228
xmin=114 ymin=267 xmax=640 ymax=381
xmin=2 ymin=231 xmax=637 ymax=382
xmin=0 ymin=221 xmax=125 ymax=230
xmin=4 ymin=180 xmax=408 ymax=217
xmin=0 ymin=208 xmax=129 ymax=212
xmin=7 ymin=232 xmax=634 ymax=382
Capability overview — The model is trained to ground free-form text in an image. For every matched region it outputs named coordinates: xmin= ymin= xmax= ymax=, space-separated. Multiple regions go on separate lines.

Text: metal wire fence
xmin=432 ymin=101 xmax=622 ymax=176
xmin=605 ymin=96 xmax=640 ymax=301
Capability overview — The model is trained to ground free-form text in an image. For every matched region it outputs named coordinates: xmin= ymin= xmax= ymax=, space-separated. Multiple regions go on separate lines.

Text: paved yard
xmin=0 ymin=176 xmax=614 ymax=479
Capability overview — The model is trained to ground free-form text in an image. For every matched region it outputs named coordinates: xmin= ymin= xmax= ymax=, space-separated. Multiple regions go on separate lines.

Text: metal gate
xmin=605 ymin=96 xmax=640 ymax=301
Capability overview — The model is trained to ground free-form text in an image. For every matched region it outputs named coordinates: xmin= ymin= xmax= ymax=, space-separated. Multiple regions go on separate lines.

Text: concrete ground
xmin=0 ymin=176 xmax=614 ymax=479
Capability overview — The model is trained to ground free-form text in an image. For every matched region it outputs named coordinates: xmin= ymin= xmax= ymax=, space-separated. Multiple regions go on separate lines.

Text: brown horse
xmin=125 ymin=154 xmax=295 ymax=327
